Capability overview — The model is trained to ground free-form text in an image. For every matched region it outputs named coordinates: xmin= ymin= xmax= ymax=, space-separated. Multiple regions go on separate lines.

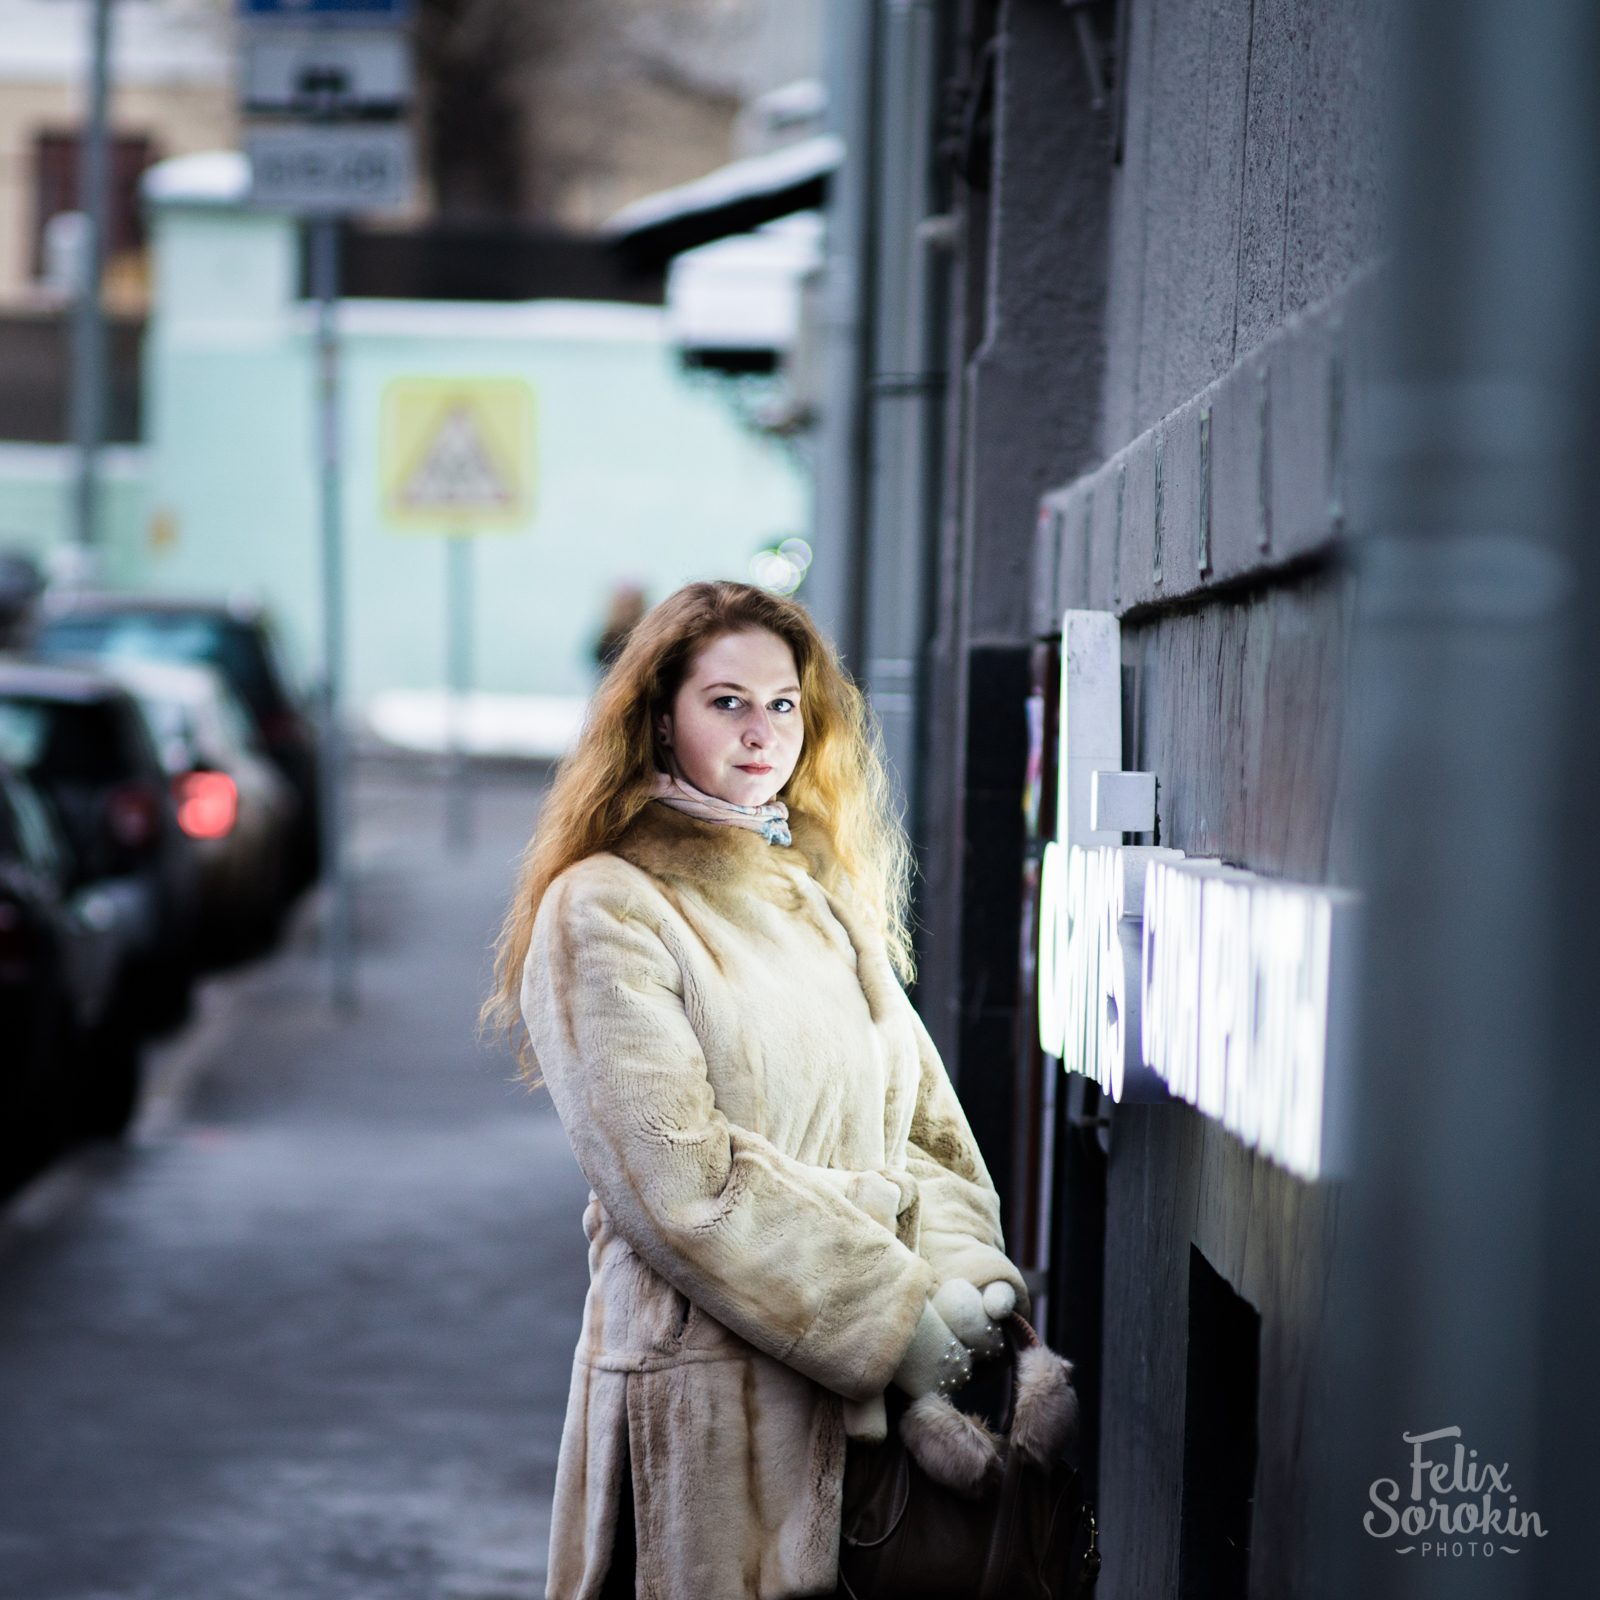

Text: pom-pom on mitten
xmin=933 ymin=1278 xmax=1005 ymax=1358
xmin=982 ymin=1281 xmax=1017 ymax=1321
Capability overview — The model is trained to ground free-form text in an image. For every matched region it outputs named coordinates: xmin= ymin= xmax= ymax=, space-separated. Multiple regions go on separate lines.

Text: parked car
xmin=35 ymin=595 xmax=321 ymax=895
xmin=0 ymin=759 xmax=147 ymax=1164
xmin=0 ymin=550 xmax=43 ymax=652
xmin=108 ymin=657 xmax=298 ymax=957
xmin=0 ymin=659 xmax=199 ymax=1044
xmin=0 ymin=761 xmax=70 ymax=1185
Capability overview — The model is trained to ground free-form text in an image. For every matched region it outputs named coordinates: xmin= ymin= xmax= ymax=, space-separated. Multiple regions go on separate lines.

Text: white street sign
xmin=248 ymin=124 xmax=412 ymax=213
xmin=243 ymin=30 xmax=411 ymax=115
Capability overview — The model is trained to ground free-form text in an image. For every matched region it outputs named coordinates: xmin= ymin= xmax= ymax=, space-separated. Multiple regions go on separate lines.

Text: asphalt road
xmin=0 ymin=763 xmax=593 ymax=1600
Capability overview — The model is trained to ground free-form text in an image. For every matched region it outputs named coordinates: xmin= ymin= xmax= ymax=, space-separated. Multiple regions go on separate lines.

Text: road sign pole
xmin=445 ymin=533 xmax=473 ymax=853
xmin=310 ymin=216 xmax=354 ymax=1012
xmin=69 ymin=0 xmax=112 ymax=560
xmin=239 ymin=1 xmax=418 ymax=1010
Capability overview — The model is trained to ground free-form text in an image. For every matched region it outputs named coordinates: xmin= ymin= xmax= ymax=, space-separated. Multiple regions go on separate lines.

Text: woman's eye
xmin=713 ymin=695 xmax=743 ymax=711
xmin=770 ymin=698 xmax=796 ymax=714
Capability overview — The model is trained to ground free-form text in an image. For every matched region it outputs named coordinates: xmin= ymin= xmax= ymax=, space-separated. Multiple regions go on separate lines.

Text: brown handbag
xmin=836 ymin=1318 xmax=1101 ymax=1600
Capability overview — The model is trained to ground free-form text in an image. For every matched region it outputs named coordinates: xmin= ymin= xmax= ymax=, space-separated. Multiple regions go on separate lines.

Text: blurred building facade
xmin=0 ymin=0 xmax=821 ymax=735
xmin=0 ymin=0 xmax=234 ymax=316
xmin=417 ymin=0 xmax=825 ymax=228
xmin=115 ymin=169 xmax=807 ymax=723
xmin=0 ymin=0 xmax=827 ymax=312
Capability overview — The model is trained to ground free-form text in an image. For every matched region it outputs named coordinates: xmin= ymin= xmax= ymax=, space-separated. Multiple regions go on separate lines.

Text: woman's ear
xmin=654 ymin=709 xmax=673 ymax=749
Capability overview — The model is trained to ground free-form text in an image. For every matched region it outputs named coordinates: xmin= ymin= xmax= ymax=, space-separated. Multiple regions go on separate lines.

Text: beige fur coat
xmin=520 ymin=804 xmax=1025 ymax=1600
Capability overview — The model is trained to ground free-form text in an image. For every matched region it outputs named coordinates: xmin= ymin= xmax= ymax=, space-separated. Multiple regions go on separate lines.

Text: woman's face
xmin=657 ymin=629 xmax=804 ymax=807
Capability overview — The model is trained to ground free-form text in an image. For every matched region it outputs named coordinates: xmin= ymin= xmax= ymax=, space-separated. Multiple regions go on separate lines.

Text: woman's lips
xmin=736 ymin=763 xmax=773 ymax=775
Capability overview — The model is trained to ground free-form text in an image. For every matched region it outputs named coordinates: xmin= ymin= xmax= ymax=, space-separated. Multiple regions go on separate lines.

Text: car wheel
xmin=73 ymin=1019 xmax=143 ymax=1141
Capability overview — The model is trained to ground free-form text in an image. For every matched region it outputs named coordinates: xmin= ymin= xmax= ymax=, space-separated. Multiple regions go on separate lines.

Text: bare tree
xmin=415 ymin=0 xmax=769 ymax=227
xmin=414 ymin=0 xmax=590 ymax=219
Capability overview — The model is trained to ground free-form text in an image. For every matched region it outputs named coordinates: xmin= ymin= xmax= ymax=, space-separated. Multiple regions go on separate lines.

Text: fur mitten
xmin=891 ymin=1302 xmax=972 ymax=1399
xmin=1008 ymin=1346 xmax=1079 ymax=1471
xmin=898 ymin=1341 xmax=1080 ymax=1497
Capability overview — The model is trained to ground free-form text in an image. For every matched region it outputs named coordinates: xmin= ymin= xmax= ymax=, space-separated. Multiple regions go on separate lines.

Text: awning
xmin=603 ymin=134 xmax=842 ymax=272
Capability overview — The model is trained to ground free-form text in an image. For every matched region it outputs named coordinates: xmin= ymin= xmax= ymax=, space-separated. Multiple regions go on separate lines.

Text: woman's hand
xmin=931 ymin=1278 xmax=1016 ymax=1359
xmin=891 ymin=1302 xmax=973 ymax=1399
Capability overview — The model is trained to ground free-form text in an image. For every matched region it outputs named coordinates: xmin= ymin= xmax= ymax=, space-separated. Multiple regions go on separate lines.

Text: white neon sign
xmin=1038 ymin=845 xmax=1358 ymax=1180
xmin=1038 ymin=840 xmax=1181 ymax=1103
xmin=1038 ymin=609 xmax=1359 ymax=1181
xmin=1142 ymin=857 xmax=1358 ymax=1180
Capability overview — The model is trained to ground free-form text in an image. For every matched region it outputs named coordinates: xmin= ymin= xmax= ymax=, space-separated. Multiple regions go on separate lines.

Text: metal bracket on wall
xmin=868 ymin=372 xmax=947 ymax=398
xmin=1090 ymin=770 xmax=1156 ymax=834
xmin=1065 ymin=1075 xmax=1113 ymax=1162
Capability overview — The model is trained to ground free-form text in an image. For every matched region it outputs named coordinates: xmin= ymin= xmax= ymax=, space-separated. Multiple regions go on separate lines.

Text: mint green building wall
xmin=79 ymin=201 xmax=806 ymax=705
xmin=0 ymin=447 xmax=148 ymax=582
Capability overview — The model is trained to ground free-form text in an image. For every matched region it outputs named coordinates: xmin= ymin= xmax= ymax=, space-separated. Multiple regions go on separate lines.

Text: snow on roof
xmin=603 ymin=134 xmax=843 ymax=244
xmin=142 ymin=150 xmax=252 ymax=208
xmin=666 ymin=214 xmax=822 ymax=353
xmin=751 ymin=79 xmax=828 ymax=129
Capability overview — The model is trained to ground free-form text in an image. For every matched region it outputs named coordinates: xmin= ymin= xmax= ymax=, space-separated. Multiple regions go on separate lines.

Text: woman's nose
xmin=743 ymin=712 xmax=772 ymax=746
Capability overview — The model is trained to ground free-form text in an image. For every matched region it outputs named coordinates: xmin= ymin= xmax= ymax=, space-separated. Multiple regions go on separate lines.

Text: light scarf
xmin=650 ymin=768 xmax=792 ymax=846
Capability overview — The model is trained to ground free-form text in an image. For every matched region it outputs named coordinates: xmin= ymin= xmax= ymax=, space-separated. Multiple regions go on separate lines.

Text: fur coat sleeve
xmin=524 ymin=862 xmax=937 ymax=1403
xmin=904 ymin=1007 xmax=1031 ymax=1310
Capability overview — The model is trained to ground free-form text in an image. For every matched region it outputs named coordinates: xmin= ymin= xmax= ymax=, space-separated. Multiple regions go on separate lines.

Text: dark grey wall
xmin=900 ymin=4 xmax=1386 ymax=1581
xmin=1015 ymin=3 xmax=1387 ymax=1592
xmin=1102 ymin=0 xmax=1388 ymax=451
xmin=1102 ymin=1102 xmax=1341 ymax=1599
xmin=919 ymin=0 xmax=1114 ymax=1121
xmin=1127 ymin=564 xmax=1357 ymax=884
xmin=1097 ymin=565 xmax=1353 ymax=1599
xmin=963 ymin=0 xmax=1113 ymax=644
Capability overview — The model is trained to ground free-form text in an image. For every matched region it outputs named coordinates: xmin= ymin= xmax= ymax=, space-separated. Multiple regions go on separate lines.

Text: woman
xmin=489 ymin=582 xmax=1027 ymax=1600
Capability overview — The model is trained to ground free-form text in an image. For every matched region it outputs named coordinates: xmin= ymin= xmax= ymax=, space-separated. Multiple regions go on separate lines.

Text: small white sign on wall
xmin=1057 ymin=610 xmax=1123 ymax=848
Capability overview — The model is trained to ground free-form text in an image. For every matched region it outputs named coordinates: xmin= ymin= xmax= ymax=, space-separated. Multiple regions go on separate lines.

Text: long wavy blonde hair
xmin=484 ymin=581 xmax=914 ymax=1066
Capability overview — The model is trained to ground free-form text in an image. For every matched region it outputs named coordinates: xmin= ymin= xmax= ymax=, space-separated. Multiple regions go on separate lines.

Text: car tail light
xmin=0 ymin=898 xmax=34 ymax=982
xmin=173 ymin=770 xmax=238 ymax=840
xmin=105 ymin=781 xmax=163 ymax=851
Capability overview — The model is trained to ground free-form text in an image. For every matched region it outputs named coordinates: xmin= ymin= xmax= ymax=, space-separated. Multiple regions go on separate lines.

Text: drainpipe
xmin=812 ymin=0 xmax=881 ymax=672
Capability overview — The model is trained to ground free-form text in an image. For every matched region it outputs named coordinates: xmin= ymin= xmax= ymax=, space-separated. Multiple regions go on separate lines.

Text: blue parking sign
xmin=239 ymin=0 xmax=414 ymax=24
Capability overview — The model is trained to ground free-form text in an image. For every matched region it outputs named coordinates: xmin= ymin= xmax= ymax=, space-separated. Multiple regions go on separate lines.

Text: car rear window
xmin=39 ymin=612 xmax=290 ymax=723
xmin=0 ymin=696 xmax=138 ymax=784
xmin=0 ymin=771 xmax=65 ymax=881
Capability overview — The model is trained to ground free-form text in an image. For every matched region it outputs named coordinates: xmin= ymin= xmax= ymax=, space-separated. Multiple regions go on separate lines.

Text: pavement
xmin=0 ymin=762 xmax=594 ymax=1600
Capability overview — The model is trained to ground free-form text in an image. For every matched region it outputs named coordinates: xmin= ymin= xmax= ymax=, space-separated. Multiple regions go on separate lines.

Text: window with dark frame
xmin=31 ymin=133 xmax=156 ymax=280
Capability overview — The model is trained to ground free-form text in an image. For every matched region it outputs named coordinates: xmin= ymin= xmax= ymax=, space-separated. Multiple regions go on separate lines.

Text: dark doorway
xmin=1178 ymin=1245 xmax=1260 ymax=1599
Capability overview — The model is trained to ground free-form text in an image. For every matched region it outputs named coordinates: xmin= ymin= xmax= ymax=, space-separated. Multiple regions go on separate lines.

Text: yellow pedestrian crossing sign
xmin=380 ymin=378 xmax=535 ymax=532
